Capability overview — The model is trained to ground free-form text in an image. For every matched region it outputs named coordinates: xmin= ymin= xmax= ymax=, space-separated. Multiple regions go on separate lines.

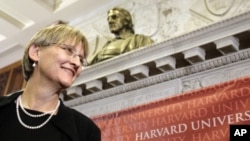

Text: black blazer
xmin=0 ymin=91 xmax=101 ymax=141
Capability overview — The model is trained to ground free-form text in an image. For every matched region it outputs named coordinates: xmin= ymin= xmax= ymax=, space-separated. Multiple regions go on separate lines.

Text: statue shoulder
xmin=133 ymin=34 xmax=154 ymax=44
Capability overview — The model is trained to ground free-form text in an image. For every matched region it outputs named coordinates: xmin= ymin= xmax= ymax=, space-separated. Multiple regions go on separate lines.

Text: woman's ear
xmin=28 ymin=44 xmax=40 ymax=62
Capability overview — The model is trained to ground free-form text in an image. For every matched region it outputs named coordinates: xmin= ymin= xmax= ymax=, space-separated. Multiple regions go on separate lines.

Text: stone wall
xmin=74 ymin=0 xmax=250 ymax=61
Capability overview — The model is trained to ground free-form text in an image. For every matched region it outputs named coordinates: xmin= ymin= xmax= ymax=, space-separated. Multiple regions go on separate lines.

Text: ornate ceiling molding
xmin=64 ymin=11 xmax=250 ymax=108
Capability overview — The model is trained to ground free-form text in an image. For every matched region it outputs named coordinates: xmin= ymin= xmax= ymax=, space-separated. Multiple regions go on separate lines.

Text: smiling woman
xmin=0 ymin=24 xmax=101 ymax=141
xmin=22 ymin=24 xmax=89 ymax=81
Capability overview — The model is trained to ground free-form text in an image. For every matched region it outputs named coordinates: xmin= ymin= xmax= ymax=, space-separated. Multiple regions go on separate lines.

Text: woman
xmin=0 ymin=24 xmax=101 ymax=141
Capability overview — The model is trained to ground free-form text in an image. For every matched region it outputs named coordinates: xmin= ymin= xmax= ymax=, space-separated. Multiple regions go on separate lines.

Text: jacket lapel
xmin=0 ymin=91 xmax=79 ymax=141
xmin=0 ymin=90 xmax=22 ymax=107
xmin=51 ymin=101 xmax=79 ymax=141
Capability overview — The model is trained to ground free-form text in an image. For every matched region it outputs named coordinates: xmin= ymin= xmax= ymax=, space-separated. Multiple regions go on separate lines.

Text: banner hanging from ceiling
xmin=92 ymin=76 xmax=250 ymax=141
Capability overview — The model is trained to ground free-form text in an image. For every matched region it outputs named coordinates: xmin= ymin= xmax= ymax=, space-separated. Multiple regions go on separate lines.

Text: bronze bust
xmin=89 ymin=7 xmax=154 ymax=65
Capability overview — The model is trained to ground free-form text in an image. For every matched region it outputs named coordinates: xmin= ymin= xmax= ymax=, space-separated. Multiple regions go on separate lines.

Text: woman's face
xmin=36 ymin=40 xmax=84 ymax=88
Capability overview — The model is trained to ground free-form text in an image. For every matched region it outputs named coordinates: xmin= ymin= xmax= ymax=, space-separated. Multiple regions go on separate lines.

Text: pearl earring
xmin=32 ymin=62 xmax=36 ymax=67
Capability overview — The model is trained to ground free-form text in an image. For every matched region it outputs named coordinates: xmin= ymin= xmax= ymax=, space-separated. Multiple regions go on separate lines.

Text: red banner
xmin=92 ymin=76 xmax=250 ymax=141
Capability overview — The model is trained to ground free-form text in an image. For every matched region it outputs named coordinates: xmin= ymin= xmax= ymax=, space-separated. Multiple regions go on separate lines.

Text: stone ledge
xmin=65 ymin=48 xmax=250 ymax=107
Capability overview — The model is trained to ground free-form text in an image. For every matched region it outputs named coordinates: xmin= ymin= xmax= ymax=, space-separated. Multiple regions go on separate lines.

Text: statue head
xmin=107 ymin=7 xmax=134 ymax=34
xmin=22 ymin=24 xmax=89 ymax=81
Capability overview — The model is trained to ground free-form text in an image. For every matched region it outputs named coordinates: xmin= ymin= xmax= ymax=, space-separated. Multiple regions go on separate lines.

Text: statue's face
xmin=107 ymin=10 xmax=126 ymax=34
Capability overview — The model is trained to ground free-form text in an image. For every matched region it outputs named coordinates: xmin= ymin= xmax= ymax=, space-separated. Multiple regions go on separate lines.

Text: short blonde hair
xmin=22 ymin=24 xmax=89 ymax=81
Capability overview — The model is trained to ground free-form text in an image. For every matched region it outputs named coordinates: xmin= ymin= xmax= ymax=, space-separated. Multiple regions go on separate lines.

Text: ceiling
xmin=0 ymin=0 xmax=117 ymax=69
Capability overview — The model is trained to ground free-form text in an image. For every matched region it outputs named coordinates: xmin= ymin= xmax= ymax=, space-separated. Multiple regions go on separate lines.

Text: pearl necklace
xmin=16 ymin=95 xmax=60 ymax=130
